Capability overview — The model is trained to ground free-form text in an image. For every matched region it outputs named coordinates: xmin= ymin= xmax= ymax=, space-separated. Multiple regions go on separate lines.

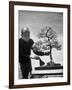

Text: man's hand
xmin=30 ymin=56 xmax=40 ymax=60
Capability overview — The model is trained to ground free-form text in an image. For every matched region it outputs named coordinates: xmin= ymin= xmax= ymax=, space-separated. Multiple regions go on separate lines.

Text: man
xmin=19 ymin=27 xmax=50 ymax=79
xmin=19 ymin=27 xmax=34 ymax=79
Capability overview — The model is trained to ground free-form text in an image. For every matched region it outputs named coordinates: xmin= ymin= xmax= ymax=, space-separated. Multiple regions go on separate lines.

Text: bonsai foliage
xmin=33 ymin=26 xmax=62 ymax=63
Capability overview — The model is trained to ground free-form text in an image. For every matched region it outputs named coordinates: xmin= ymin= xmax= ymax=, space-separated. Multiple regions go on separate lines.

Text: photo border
xmin=9 ymin=1 xmax=70 ymax=89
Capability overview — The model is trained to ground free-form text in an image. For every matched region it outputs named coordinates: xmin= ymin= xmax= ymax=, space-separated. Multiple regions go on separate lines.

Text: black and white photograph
xmin=9 ymin=1 xmax=70 ymax=88
xmin=18 ymin=11 xmax=63 ymax=79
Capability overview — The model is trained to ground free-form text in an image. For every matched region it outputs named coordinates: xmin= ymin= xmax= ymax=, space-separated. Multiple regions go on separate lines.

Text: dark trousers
xmin=20 ymin=62 xmax=32 ymax=79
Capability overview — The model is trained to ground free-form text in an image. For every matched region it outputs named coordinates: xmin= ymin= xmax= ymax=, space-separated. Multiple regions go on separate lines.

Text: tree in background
xmin=33 ymin=26 xmax=62 ymax=65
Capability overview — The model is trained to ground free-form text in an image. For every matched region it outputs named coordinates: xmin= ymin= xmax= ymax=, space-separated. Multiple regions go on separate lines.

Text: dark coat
xmin=19 ymin=38 xmax=34 ymax=63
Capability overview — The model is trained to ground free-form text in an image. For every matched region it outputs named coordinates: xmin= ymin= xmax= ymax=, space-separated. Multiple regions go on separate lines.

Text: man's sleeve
xmin=19 ymin=39 xmax=24 ymax=58
xmin=30 ymin=39 xmax=34 ymax=48
xmin=19 ymin=39 xmax=27 ymax=61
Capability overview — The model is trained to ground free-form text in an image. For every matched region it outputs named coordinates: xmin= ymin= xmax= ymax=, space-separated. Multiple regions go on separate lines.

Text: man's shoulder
xmin=29 ymin=38 xmax=34 ymax=45
xmin=29 ymin=38 xmax=33 ymax=42
xmin=19 ymin=38 xmax=22 ymax=40
xmin=19 ymin=38 xmax=24 ymax=43
xmin=29 ymin=38 xmax=34 ymax=43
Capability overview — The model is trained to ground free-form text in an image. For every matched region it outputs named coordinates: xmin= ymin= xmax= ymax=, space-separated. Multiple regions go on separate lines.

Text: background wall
xmin=0 ymin=0 xmax=72 ymax=90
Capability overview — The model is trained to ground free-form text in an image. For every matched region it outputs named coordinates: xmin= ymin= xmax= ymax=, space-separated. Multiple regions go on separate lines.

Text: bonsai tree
xmin=33 ymin=26 xmax=62 ymax=65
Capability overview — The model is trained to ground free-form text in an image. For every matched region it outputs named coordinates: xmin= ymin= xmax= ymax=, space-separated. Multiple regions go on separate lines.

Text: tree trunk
xmin=50 ymin=46 xmax=53 ymax=62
